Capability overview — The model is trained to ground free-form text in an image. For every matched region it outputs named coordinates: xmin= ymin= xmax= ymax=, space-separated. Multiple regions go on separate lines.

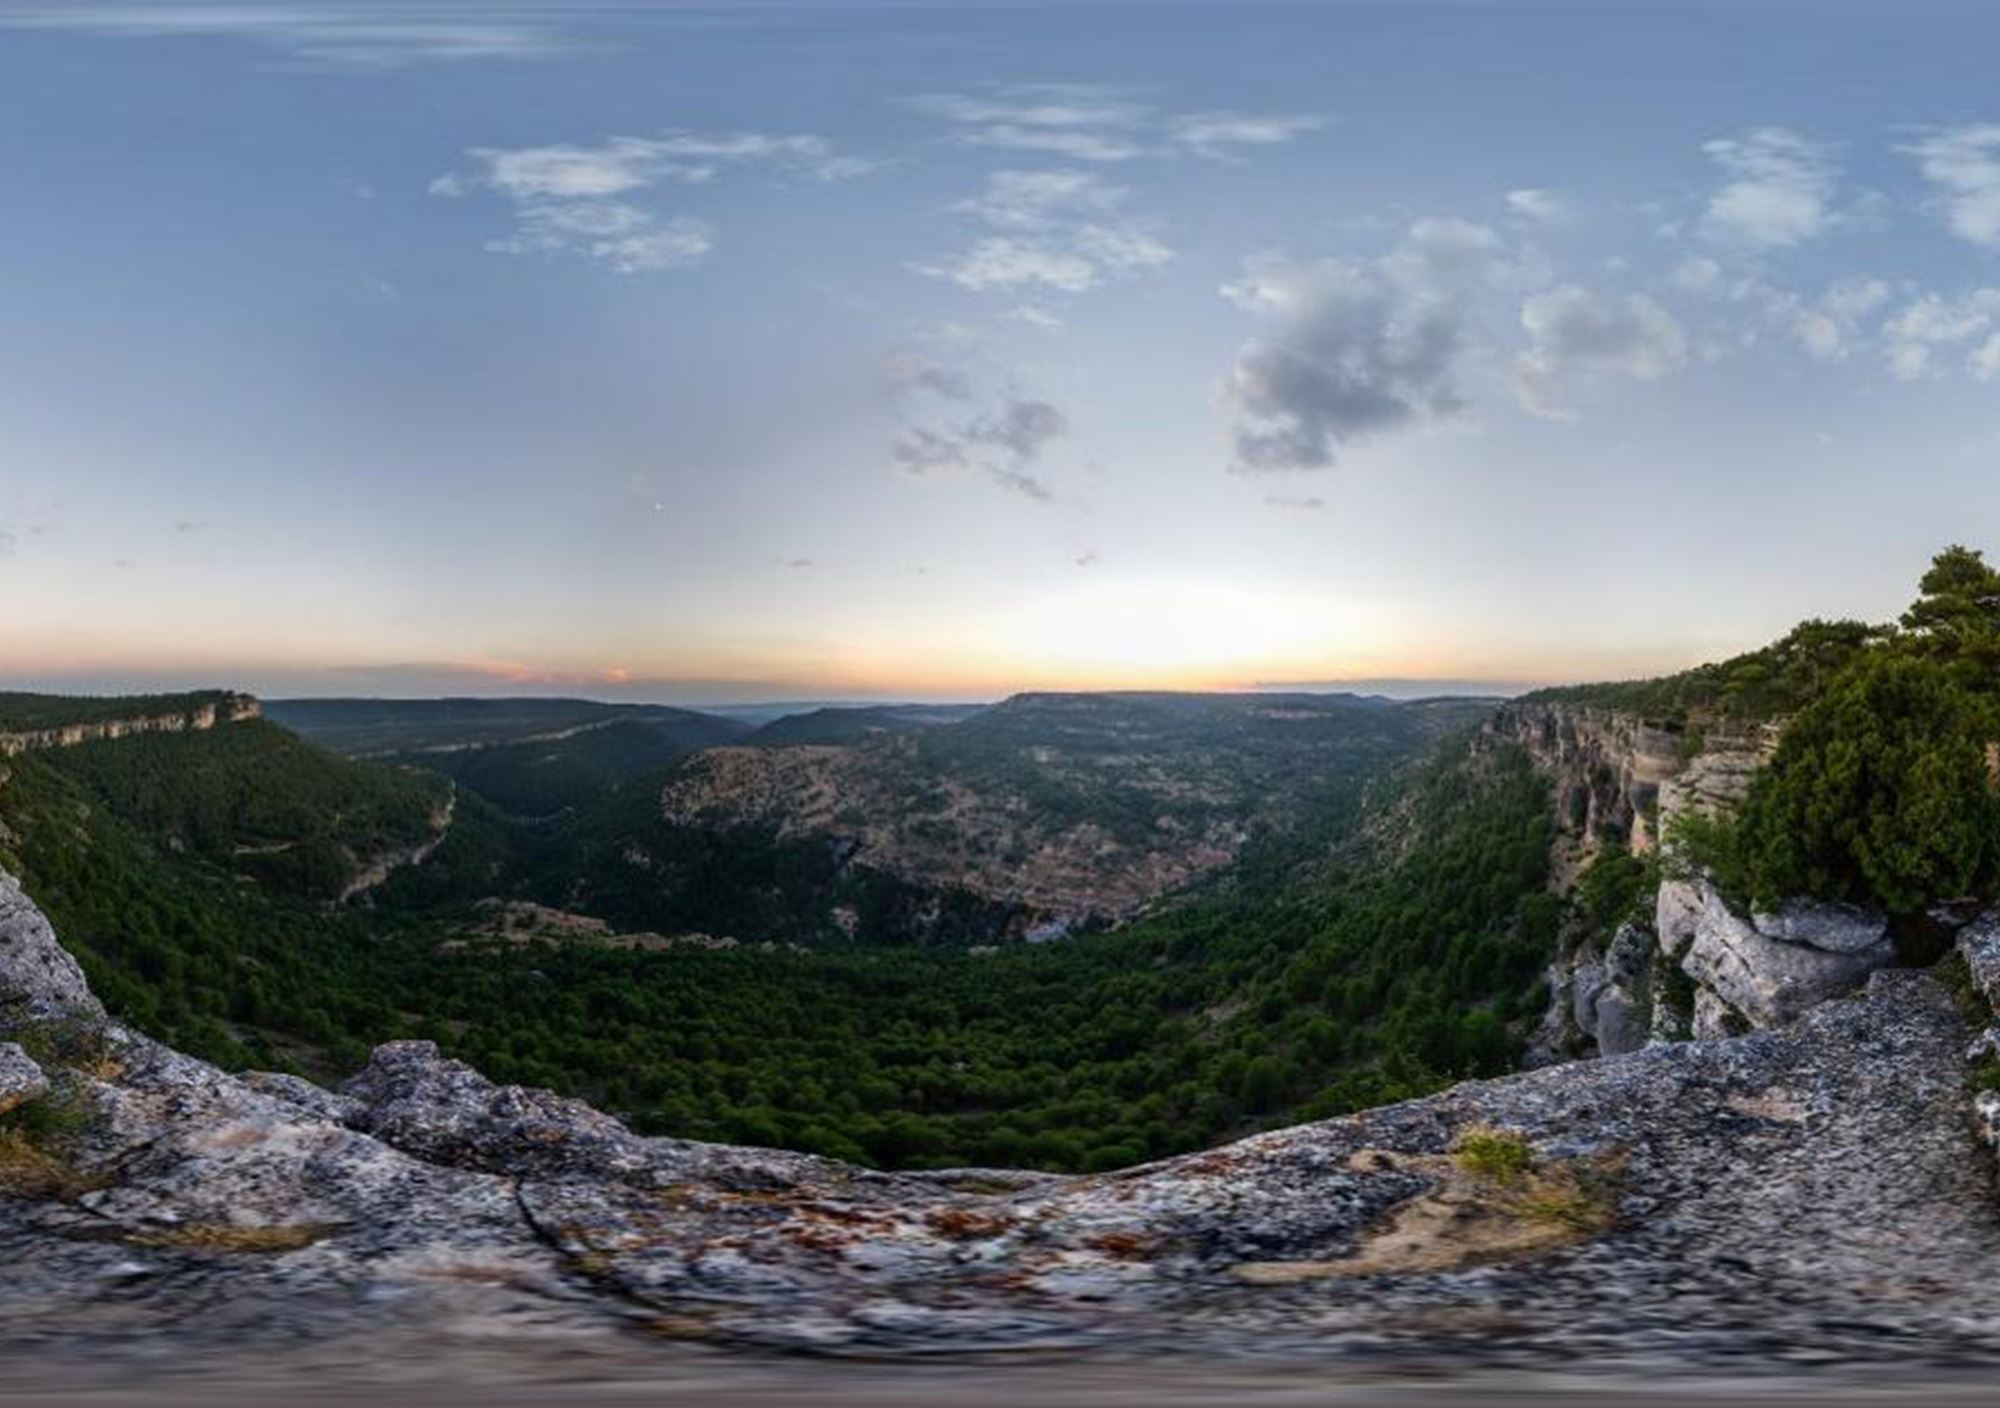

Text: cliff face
xmin=1485 ymin=701 xmax=1775 ymax=877
xmin=0 ymin=694 xmax=262 ymax=758
xmin=1487 ymin=700 xmax=1901 ymax=1061
xmin=4 ymin=867 xmax=2000 ymax=1389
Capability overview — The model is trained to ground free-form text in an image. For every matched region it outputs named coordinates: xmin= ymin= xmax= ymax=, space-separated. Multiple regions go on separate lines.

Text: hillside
xmin=269 ymin=697 xmax=750 ymax=816
xmin=741 ymin=703 xmax=981 ymax=747
xmin=556 ymin=691 xmax=1494 ymax=946
xmin=0 ymin=683 xmax=1559 ymax=1169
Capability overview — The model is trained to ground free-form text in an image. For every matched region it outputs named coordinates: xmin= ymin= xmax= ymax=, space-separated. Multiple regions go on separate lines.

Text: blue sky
xmin=4 ymin=1 xmax=2000 ymax=702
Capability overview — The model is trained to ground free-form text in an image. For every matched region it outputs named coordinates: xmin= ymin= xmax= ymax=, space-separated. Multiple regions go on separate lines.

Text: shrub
xmin=1733 ymin=654 xmax=1999 ymax=913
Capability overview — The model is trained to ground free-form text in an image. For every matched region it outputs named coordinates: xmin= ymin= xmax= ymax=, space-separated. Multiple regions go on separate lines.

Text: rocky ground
xmin=6 ymin=867 xmax=2000 ymax=1400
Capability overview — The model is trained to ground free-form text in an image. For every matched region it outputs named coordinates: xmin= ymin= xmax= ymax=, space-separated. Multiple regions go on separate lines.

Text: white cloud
xmin=1218 ymin=222 xmax=1501 ymax=472
xmin=1901 ymin=124 xmax=2000 ymax=249
xmin=921 ymin=238 xmax=1103 ymax=293
xmin=435 ymin=129 xmax=864 ymax=273
xmin=1881 ymin=288 xmax=2000 ymax=380
xmin=1505 ymin=188 xmax=1569 ymax=224
xmin=1699 ymin=128 xmax=1837 ymax=250
xmin=1515 ymin=286 xmax=1687 ymax=419
xmin=443 ymin=132 xmax=867 ymax=200
xmin=949 ymin=169 xmax=1123 ymax=229
xmin=1751 ymin=276 xmax=1892 ymax=361
xmin=910 ymin=86 xmax=1151 ymax=162
xmin=1671 ymin=257 xmax=1727 ymax=295
xmin=0 ymin=4 xmax=573 ymax=66
xmin=913 ymin=85 xmax=1322 ymax=165
xmin=1972 ymin=333 xmax=2000 ymax=382
xmin=923 ymin=168 xmax=1172 ymax=294
xmin=1171 ymin=112 xmax=1325 ymax=160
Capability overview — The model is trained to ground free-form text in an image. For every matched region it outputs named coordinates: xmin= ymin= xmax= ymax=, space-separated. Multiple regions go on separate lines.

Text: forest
xmin=0 ymin=704 xmax=1553 ymax=1170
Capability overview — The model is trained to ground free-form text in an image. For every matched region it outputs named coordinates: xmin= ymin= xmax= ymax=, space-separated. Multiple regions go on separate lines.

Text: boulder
xmin=0 ymin=1042 xmax=45 ymax=1117
xmin=1657 ymin=877 xmax=1894 ymax=1031
xmin=1958 ymin=910 xmax=2000 ymax=1016
xmin=0 ymin=870 xmax=104 ymax=1024
xmin=1571 ymin=921 xmax=1655 ymax=1056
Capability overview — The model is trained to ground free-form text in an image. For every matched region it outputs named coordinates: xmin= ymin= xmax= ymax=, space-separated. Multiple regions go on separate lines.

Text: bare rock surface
xmin=1959 ymin=910 xmax=2000 ymax=1009
xmin=0 ymin=1043 xmax=44 ymax=1116
xmin=0 ymin=869 xmax=104 ymax=1022
xmin=2 ymin=873 xmax=2000 ymax=1389
xmin=1659 ymin=877 xmax=1895 ymax=1032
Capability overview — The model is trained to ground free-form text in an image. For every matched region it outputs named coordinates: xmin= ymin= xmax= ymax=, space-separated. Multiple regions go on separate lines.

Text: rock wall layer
xmin=0 ymin=694 xmax=262 ymax=758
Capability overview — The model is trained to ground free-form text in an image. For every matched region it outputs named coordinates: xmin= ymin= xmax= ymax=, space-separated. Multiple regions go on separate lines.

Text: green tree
xmin=1736 ymin=653 xmax=1998 ymax=912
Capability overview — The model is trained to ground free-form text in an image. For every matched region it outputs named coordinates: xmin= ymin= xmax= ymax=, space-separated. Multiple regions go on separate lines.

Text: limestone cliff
xmin=0 ymin=693 xmax=262 ymax=759
xmin=1487 ymin=698 xmax=1904 ymax=1062
xmin=4 ymin=867 xmax=2000 ymax=1392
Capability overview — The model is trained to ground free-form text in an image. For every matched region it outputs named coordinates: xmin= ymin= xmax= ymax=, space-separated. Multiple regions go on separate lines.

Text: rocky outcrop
xmin=0 ymin=693 xmax=261 ymax=758
xmin=1569 ymin=919 xmax=1656 ymax=1056
xmin=1487 ymin=701 xmax=1776 ymax=874
xmin=1494 ymin=700 xmax=1857 ymax=1058
xmin=0 ymin=870 xmax=105 ymax=1022
xmin=4 ymin=871 xmax=2000 ymax=1391
xmin=0 ymin=1043 xmax=44 ymax=1117
xmin=1657 ymin=878 xmax=1895 ymax=1037
xmin=1488 ymin=703 xmax=1684 ymax=862
xmin=1961 ymin=911 xmax=2000 ymax=1011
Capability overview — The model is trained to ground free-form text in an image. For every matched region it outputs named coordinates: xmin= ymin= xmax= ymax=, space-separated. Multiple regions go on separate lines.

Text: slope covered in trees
xmin=0 ymin=690 xmax=1557 ymax=1170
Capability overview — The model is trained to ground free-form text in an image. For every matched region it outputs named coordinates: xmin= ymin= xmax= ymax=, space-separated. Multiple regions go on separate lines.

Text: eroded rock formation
xmin=0 ymin=694 xmax=261 ymax=759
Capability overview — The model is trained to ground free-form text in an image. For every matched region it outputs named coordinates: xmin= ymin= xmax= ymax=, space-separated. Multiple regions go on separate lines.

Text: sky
xmin=4 ymin=0 xmax=2000 ymax=704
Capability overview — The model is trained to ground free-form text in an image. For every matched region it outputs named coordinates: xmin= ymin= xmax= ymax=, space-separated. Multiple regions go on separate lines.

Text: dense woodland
xmin=0 ymin=699 xmax=1553 ymax=1170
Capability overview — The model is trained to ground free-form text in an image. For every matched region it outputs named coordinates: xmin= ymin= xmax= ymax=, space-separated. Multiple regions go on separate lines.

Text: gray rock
xmin=1553 ymin=923 xmax=1658 ymax=1062
xmin=1753 ymin=897 xmax=1893 ymax=955
xmin=0 ymin=870 xmax=104 ymax=1024
xmin=1959 ymin=910 xmax=2000 ymax=1015
xmin=1977 ymin=1090 xmax=2000 ymax=1154
xmin=1659 ymin=877 xmax=1894 ymax=1031
xmin=0 ymin=1041 xmax=46 ymax=1116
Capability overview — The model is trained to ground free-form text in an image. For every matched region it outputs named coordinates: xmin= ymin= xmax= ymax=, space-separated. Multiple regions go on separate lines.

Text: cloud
xmin=922 ymin=168 xmax=1172 ymax=294
xmin=968 ymin=397 xmax=1067 ymax=463
xmin=1781 ymin=276 xmax=1891 ymax=360
xmin=0 ymin=4 xmax=575 ymax=67
xmin=435 ymin=129 xmax=864 ymax=273
xmin=890 ymin=371 xmax=1070 ymax=501
xmin=1514 ymin=285 xmax=1687 ymax=419
xmin=950 ymin=168 xmax=1123 ymax=229
xmin=910 ymin=86 xmax=1150 ymax=162
xmin=912 ymin=85 xmax=1322 ymax=165
xmin=1901 ymin=124 xmax=2000 ymax=249
xmin=483 ymin=202 xmax=712 ymax=272
xmin=1972 ymin=334 xmax=2000 ymax=383
xmin=1670 ymin=257 xmax=1727 ymax=295
xmin=1218 ymin=220 xmax=1507 ymax=472
xmin=1881 ymin=288 xmax=2000 ymax=380
xmin=1699 ymin=128 xmax=1837 ymax=250
xmin=1263 ymin=494 xmax=1326 ymax=512
xmin=1170 ymin=112 xmax=1325 ymax=160
xmin=0 ymin=525 xmax=16 ymax=556
xmin=884 ymin=354 xmax=974 ymax=402
xmin=1505 ymin=188 xmax=1569 ymax=224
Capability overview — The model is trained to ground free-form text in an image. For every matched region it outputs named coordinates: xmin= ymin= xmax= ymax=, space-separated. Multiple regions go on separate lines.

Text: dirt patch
xmin=1232 ymin=1134 xmax=1622 ymax=1284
